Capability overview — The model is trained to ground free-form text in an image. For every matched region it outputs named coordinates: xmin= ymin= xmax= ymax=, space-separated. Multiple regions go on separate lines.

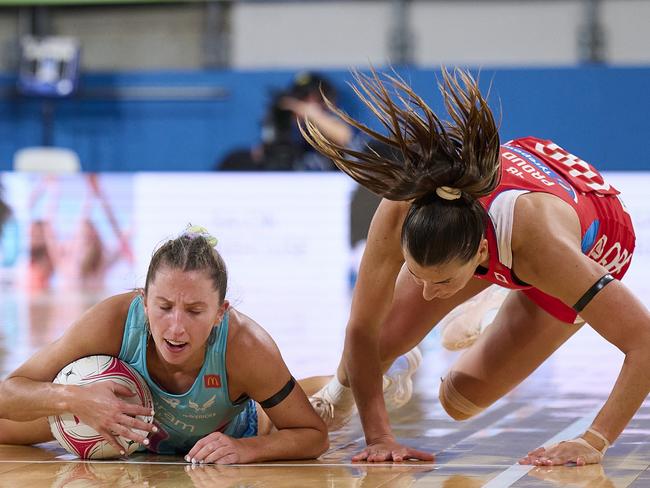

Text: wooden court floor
xmin=2 ymin=290 xmax=650 ymax=487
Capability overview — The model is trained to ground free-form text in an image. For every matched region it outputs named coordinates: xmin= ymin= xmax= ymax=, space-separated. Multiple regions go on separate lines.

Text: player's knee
xmin=438 ymin=372 xmax=485 ymax=421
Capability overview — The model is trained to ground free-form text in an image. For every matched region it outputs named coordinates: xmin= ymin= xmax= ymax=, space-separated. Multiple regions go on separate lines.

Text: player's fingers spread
xmin=205 ymin=445 xmax=235 ymax=464
xmin=368 ymin=451 xmax=388 ymax=462
xmin=407 ymin=448 xmax=434 ymax=461
xmin=123 ymin=402 xmax=155 ymax=417
xmin=188 ymin=445 xmax=210 ymax=463
xmin=186 ymin=438 xmax=211 ymax=462
xmin=546 ymin=456 xmax=564 ymax=466
xmin=116 ymin=421 xmax=150 ymax=446
xmin=352 ymin=450 xmax=369 ymax=462
xmin=525 ymin=454 xmax=544 ymax=464
xmin=112 ymin=423 xmax=145 ymax=445
xmin=98 ymin=429 xmax=126 ymax=456
xmin=121 ymin=414 xmax=156 ymax=434
xmin=365 ymin=451 xmax=379 ymax=462
xmin=194 ymin=441 xmax=225 ymax=463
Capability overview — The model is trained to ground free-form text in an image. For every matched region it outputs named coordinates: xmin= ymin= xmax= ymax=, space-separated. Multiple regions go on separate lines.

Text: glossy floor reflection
xmin=1 ymin=289 xmax=650 ymax=487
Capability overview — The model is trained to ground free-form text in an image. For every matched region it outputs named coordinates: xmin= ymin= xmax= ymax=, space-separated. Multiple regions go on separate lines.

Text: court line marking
xmin=0 ymin=408 xmax=598 ymax=475
xmin=0 ymin=407 xmax=534 ymax=469
xmin=0 ymin=459 xmax=511 ymax=468
xmin=482 ymin=407 xmax=600 ymax=488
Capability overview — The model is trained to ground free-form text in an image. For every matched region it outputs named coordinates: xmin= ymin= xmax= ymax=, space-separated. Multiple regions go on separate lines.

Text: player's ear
xmin=477 ymin=238 xmax=489 ymax=262
xmin=218 ymin=300 xmax=229 ymax=321
xmin=141 ymin=289 xmax=149 ymax=317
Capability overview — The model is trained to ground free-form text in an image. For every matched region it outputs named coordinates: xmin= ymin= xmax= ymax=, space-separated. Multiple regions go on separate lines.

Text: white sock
xmin=320 ymin=376 xmax=354 ymax=406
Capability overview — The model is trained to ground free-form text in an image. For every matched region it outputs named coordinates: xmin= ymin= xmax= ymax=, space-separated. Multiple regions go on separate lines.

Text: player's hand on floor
xmin=519 ymin=439 xmax=603 ymax=466
xmin=186 ymin=432 xmax=249 ymax=465
xmin=72 ymin=380 xmax=156 ymax=454
xmin=352 ymin=435 xmax=434 ymax=463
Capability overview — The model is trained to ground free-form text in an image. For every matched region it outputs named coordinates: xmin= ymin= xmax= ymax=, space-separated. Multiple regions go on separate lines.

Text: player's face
xmin=404 ymin=239 xmax=489 ymax=301
xmin=144 ymin=265 xmax=227 ymax=368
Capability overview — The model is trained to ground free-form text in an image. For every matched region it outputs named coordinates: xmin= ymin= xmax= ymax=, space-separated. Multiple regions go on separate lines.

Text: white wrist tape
xmin=585 ymin=427 xmax=611 ymax=454
xmin=565 ymin=437 xmax=605 ymax=461
xmin=563 ymin=427 xmax=610 ymax=461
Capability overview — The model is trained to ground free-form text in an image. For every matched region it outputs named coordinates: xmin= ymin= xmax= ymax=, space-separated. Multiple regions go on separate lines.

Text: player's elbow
xmin=625 ymin=334 xmax=650 ymax=363
xmin=619 ymin=315 xmax=650 ymax=357
xmin=312 ymin=426 xmax=329 ymax=458
xmin=302 ymin=421 xmax=329 ymax=459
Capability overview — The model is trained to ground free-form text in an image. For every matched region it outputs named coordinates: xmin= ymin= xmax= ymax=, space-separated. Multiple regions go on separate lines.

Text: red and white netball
xmin=48 ymin=355 xmax=154 ymax=460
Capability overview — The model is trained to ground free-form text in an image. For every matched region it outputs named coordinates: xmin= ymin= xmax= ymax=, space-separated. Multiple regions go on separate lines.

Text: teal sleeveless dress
xmin=119 ymin=295 xmax=257 ymax=454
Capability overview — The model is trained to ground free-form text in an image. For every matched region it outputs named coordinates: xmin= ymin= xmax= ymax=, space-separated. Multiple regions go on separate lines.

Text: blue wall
xmin=1 ymin=66 xmax=648 ymax=171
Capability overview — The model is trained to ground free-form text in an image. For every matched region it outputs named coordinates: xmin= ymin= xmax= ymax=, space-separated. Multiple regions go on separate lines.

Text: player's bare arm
xmin=0 ymin=291 xmax=154 ymax=452
xmin=344 ymin=200 xmax=408 ymax=439
xmin=185 ymin=309 xmax=328 ymax=464
xmin=513 ymin=192 xmax=650 ymax=464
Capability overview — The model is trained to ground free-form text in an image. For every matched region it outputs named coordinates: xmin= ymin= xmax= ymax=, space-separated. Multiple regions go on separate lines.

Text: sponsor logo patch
xmin=204 ymin=374 xmax=221 ymax=388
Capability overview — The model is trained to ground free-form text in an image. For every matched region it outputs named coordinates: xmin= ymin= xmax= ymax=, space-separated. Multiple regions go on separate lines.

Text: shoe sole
xmin=384 ymin=346 xmax=423 ymax=410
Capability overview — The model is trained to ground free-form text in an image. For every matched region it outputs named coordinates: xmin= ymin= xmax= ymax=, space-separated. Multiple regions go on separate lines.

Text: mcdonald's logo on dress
xmin=204 ymin=374 xmax=221 ymax=388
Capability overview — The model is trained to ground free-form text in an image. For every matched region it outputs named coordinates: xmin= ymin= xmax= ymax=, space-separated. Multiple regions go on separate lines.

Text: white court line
xmin=482 ymin=407 xmax=600 ymax=488
xmin=0 ymin=459 xmax=512 ymax=468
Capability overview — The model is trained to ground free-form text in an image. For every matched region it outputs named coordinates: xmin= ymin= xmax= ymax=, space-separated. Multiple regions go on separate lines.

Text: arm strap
xmin=572 ymin=273 xmax=615 ymax=313
xmin=260 ymin=376 xmax=296 ymax=409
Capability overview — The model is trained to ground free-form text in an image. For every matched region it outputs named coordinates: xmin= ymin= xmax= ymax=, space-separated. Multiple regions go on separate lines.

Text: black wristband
xmin=259 ymin=377 xmax=296 ymax=409
xmin=572 ymin=274 xmax=615 ymax=313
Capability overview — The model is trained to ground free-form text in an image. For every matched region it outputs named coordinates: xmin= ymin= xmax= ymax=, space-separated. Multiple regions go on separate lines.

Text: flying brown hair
xmin=300 ymin=67 xmax=501 ymax=202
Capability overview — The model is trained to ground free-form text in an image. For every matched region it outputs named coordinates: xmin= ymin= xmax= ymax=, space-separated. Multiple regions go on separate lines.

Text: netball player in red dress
xmin=303 ymin=68 xmax=648 ymax=466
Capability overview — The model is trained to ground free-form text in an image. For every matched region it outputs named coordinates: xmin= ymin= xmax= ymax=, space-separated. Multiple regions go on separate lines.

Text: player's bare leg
xmin=439 ymin=291 xmax=582 ymax=420
xmin=438 ymin=285 xmax=510 ymax=351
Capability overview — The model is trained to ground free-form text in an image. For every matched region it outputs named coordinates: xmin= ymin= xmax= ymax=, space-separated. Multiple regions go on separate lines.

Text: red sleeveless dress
xmin=475 ymin=137 xmax=636 ymax=323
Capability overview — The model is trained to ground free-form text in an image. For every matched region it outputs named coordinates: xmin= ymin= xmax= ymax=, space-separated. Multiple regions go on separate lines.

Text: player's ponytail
xmin=302 ymin=68 xmax=501 ymax=266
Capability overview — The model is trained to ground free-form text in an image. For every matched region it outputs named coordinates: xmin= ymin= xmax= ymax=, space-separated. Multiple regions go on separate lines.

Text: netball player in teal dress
xmin=0 ymin=227 xmax=328 ymax=464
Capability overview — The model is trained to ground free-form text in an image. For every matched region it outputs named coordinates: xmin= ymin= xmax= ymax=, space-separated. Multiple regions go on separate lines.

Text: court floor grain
xmin=1 ymin=288 xmax=650 ymax=487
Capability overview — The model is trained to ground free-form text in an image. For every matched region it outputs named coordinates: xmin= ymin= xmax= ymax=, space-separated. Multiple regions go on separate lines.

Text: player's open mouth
xmin=164 ymin=339 xmax=188 ymax=352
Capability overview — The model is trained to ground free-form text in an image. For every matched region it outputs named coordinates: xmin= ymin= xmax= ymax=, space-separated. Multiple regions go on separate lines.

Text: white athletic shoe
xmin=309 ymin=387 xmax=357 ymax=432
xmin=309 ymin=347 xmax=423 ymax=430
xmin=439 ymin=285 xmax=509 ymax=351
xmin=383 ymin=346 xmax=423 ymax=411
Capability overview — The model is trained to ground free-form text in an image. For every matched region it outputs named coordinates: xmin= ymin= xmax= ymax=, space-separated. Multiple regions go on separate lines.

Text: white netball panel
xmin=48 ymin=355 xmax=153 ymax=460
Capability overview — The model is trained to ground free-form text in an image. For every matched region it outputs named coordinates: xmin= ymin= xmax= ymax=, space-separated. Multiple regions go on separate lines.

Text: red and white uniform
xmin=475 ymin=137 xmax=636 ymax=323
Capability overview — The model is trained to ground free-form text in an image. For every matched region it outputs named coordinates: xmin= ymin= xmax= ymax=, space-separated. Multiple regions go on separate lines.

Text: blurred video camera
xmin=261 ymin=72 xmax=335 ymax=170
